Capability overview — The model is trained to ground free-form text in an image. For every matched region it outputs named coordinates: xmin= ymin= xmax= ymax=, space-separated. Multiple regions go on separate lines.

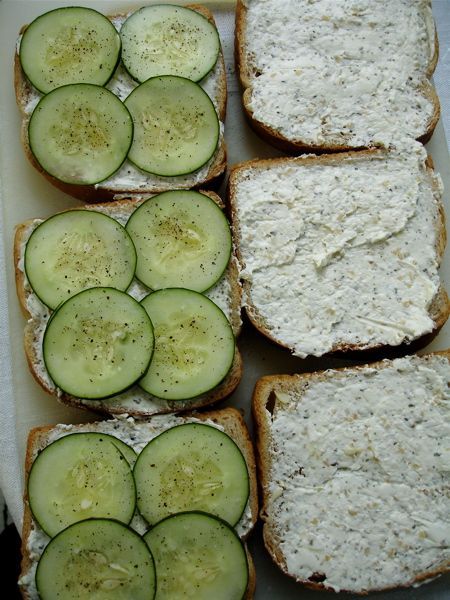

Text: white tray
xmin=0 ymin=1 xmax=449 ymax=597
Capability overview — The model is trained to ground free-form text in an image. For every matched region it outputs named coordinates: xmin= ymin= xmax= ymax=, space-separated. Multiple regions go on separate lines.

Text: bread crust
xmin=427 ymin=15 xmax=440 ymax=78
xmin=14 ymin=192 xmax=244 ymax=417
xmin=14 ymin=5 xmax=227 ymax=202
xmin=19 ymin=407 xmax=258 ymax=599
xmin=235 ymin=0 xmax=440 ymax=153
xmin=228 ymin=149 xmax=450 ymax=358
xmin=252 ymin=349 xmax=450 ymax=593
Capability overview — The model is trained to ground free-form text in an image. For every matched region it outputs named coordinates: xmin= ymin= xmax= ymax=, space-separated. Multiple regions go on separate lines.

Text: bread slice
xmin=235 ymin=0 xmax=440 ymax=152
xmin=14 ymin=192 xmax=243 ymax=417
xmin=19 ymin=407 xmax=257 ymax=599
xmin=14 ymin=4 xmax=227 ymax=202
xmin=253 ymin=350 xmax=450 ymax=593
xmin=229 ymin=142 xmax=449 ymax=358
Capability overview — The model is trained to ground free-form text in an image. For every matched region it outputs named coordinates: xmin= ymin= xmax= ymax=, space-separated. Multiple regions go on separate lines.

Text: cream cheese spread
xmin=264 ymin=354 xmax=450 ymax=592
xmin=18 ymin=11 xmax=225 ymax=191
xmin=17 ymin=204 xmax=240 ymax=414
xmin=234 ymin=143 xmax=442 ymax=357
xmin=20 ymin=416 xmax=254 ymax=598
xmin=243 ymin=0 xmax=435 ymax=147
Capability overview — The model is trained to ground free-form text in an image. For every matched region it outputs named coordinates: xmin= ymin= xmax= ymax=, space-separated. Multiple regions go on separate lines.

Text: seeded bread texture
xmin=14 ymin=4 xmax=227 ymax=202
xmin=14 ymin=192 xmax=244 ymax=417
xmin=19 ymin=407 xmax=257 ymax=599
xmin=253 ymin=350 xmax=450 ymax=593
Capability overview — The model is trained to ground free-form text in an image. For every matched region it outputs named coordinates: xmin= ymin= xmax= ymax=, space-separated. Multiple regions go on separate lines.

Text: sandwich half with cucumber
xmin=19 ymin=407 xmax=257 ymax=599
xmin=15 ymin=190 xmax=243 ymax=416
xmin=14 ymin=4 xmax=227 ymax=201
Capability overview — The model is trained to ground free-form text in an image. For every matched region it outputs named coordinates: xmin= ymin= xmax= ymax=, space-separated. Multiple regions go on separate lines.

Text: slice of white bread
xmin=14 ymin=192 xmax=243 ymax=417
xmin=229 ymin=142 xmax=449 ymax=358
xmin=253 ymin=351 xmax=450 ymax=593
xmin=19 ymin=407 xmax=258 ymax=599
xmin=235 ymin=0 xmax=440 ymax=152
xmin=14 ymin=4 xmax=227 ymax=202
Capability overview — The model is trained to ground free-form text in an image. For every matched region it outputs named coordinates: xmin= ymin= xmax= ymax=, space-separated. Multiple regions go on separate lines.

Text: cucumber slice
xmin=144 ymin=512 xmax=248 ymax=600
xmin=100 ymin=432 xmax=137 ymax=467
xmin=111 ymin=439 xmax=136 ymax=467
xmin=134 ymin=423 xmax=249 ymax=526
xmin=120 ymin=5 xmax=220 ymax=83
xmin=139 ymin=289 xmax=235 ymax=400
xmin=126 ymin=191 xmax=231 ymax=292
xmin=124 ymin=76 xmax=219 ymax=176
xmin=43 ymin=287 xmax=154 ymax=399
xmin=36 ymin=519 xmax=156 ymax=600
xmin=29 ymin=84 xmax=133 ymax=185
xmin=20 ymin=7 xmax=121 ymax=94
xmin=25 ymin=210 xmax=137 ymax=310
xmin=28 ymin=433 xmax=136 ymax=537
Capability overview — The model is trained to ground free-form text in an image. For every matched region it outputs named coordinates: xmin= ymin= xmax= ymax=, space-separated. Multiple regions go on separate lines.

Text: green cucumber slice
xmin=28 ymin=84 xmax=133 ymax=185
xmin=134 ymin=423 xmax=249 ymax=526
xmin=139 ymin=289 xmax=235 ymax=400
xmin=20 ymin=7 xmax=121 ymax=94
xmin=36 ymin=519 xmax=156 ymax=600
xmin=124 ymin=75 xmax=219 ymax=177
xmin=125 ymin=191 xmax=231 ymax=292
xmin=25 ymin=210 xmax=137 ymax=310
xmin=43 ymin=287 xmax=154 ymax=399
xmin=120 ymin=5 xmax=220 ymax=83
xmin=28 ymin=433 xmax=136 ymax=537
xmin=144 ymin=512 xmax=248 ymax=600
xmin=101 ymin=432 xmax=137 ymax=467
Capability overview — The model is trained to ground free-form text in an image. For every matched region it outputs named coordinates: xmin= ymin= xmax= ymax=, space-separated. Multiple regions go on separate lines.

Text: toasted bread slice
xmin=229 ymin=143 xmax=449 ymax=358
xmin=253 ymin=350 xmax=450 ymax=593
xmin=235 ymin=0 xmax=440 ymax=152
xmin=14 ymin=4 xmax=227 ymax=202
xmin=19 ymin=407 xmax=257 ymax=599
xmin=14 ymin=192 xmax=243 ymax=417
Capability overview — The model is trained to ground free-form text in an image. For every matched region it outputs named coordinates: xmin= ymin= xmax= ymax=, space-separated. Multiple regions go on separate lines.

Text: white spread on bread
xmin=234 ymin=144 xmax=442 ymax=357
xmin=242 ymin=0 xmax=435 ymax=147
xmin=20 ymin=416 xmax=254 ymax=597
xmin=18 ymin=11 xmax=225 ymax=191
xmin=264 ymin=354 xmax=450 ymax=592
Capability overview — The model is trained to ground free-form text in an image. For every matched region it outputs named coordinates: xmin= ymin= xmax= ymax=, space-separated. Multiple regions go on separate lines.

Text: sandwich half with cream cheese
xmin=229 ymin=142 xmax=449 ymax=357
xmin=236 ymin=0 xmax=439 ymax=152
xmin=253 ymin=351 xmax=450 ymax=593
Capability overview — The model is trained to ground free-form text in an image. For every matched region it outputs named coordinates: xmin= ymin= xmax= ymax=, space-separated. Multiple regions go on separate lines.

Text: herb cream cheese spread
xmin=234 ymin=143 xmax=443 ymax=357
xmin=243 ymin=0 xmax=435 ymax=147
xmin=264 ymin=354 xmax=450 ymax=592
